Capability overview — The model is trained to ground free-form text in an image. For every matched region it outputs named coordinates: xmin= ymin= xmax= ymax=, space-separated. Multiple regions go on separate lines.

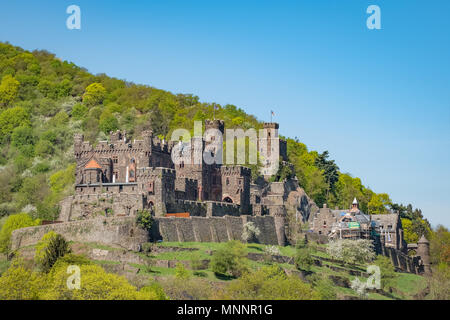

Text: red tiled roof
xmin=85 ymin=159 xmax=102 ymax=169
xmin=166 ymin=213 xmax=191 ymax=218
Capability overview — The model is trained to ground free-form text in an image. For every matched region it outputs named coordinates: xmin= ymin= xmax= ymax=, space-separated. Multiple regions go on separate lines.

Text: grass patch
xmin=395 ymin=273 xmax=427 ymax=296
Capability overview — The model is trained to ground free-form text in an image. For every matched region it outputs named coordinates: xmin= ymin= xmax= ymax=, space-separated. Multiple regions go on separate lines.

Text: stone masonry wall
xmin=155 ymin=215 xmax=280 ymax=245
xmin=11 ymin=217 xmax=148 ymax=251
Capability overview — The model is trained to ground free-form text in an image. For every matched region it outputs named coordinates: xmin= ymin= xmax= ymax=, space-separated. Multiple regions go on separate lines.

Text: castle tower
xmin=205 ymin=119 xmax=225 ymax=135
xmin=258 ymin=123 xmax=280 ymax=178
xmin=350 ymin=198 xmax=359 ymax=214
xmin=417 ymin=235 xmax=432 ymax=275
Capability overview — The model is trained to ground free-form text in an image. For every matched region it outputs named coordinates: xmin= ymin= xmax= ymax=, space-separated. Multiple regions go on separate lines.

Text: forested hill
xmin=0 ymin=41 xmax=431 ymax=243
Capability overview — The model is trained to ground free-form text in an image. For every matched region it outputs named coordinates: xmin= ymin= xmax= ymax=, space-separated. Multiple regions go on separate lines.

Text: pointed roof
xmin=418 ymin=235 xmax=429 ymax=244
xmin=85 ymin=159 xmax=102 ymax=169
xmin=353 ymin=198 xmax=358 ymax=205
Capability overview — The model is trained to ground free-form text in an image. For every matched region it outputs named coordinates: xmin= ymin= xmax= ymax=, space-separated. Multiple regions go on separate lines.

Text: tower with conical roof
xmin=417 ymin=235 xmax=432 ymax=275
xmin=350 ymin=197 xmax=360 ymax=214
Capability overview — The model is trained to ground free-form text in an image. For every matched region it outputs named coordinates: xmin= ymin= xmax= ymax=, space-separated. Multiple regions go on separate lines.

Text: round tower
xmin=417 ymin=235 xmax=432 ymax=275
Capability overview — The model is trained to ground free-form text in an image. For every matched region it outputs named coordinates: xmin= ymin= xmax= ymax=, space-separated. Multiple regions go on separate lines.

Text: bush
xmin=71 ymin=103 xmax=88 ymax=120
xmin=136 ymin=210 xmax=154 ymax=230
xmin=295 ymin=248 xmax=314 ymax=271
xmin=308 ymin=273 xmax=337 ymax=300
xmin=175 ymin=263 xmax=190 ymax=280
xmin=326 ymin=239 xmax=375 ymax=265
xmin=374 ymin=255 xmax=397 ymax=291
xmin=241 ymin=222 xmax=260 ymax=243
xmin=223 ymin=265 xmax=320 ymax=300
xmin=190 ymin=253 xmax=204 ymax=271
xmin=210 ymin=240 xmax=248 ymax=277
xmin=0 ymin=258 xmax=46 ymax=300
xmin=35 ymin=139 xmax=54 ymax=157
xmin=0 ymin=213 xmax=40 ymax=254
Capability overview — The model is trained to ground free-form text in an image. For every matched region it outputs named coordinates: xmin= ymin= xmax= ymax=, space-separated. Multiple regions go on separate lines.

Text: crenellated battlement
xmin=220 ymin=165 xmax=251 ymax=176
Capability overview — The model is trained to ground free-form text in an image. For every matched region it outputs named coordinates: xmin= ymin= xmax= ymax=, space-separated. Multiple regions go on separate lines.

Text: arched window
xmin=223 ymin=197 xmax=233 ymax=203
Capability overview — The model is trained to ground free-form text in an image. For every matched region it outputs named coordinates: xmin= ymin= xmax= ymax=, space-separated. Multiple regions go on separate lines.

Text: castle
xmin=11 ymin=119 xmax=431 ymax=275
xmin=55 ymin=120 xmax=302 ymax=246
xmin=60 ymin=120 xmax=289 ymax=220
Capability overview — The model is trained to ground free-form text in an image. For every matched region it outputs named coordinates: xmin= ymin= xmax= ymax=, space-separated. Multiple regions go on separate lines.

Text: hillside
xmin=0 ymin=42 xmax=431 ymax=238
xmin=0 ymin=41 xmax=449 ymax=300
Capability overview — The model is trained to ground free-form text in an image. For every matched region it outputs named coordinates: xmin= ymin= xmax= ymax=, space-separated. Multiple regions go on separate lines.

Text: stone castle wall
xmin=11 ymin=214 xmax=281 ymax=252
xmin=59 ymin=193 xmax=144 ymax=221
xmin=11 ymin=217 xmax=147 ymax=251
xmin=154 ymin=215 xmax=280 ymax=245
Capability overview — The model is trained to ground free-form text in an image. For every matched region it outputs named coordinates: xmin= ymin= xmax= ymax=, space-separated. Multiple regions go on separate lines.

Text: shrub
xmin=43 ymin=263 xmax=161 ymax=300
xmin=295 ymin=248 xmax=314 ymax=271
xmin=0 ymin=213 xmax=40 ymax=254
xmin=136 ymin=210 xmax=154 ymax=230
xmin=35 ymin=139 xmax=54 ymax=157
xmin=190 ymin=253 xmax=204 ymax=271
xmin=374 ymin=255 xmax=397 ymax=291
xmin=223 ymin=265 xmax=320 ymax=300
xmin=326 ymin=239 xmax=375 ymax=265
xmin=0 ymin=258 xmax=46 ymax=300
xmin=308 ymin=273 xmax=337 ymax=300
xmin=175 ymin=263 xmax=190 ymax=280
xmin=71 ymin=103 xmax=88 ymax=120
xmin=211 ymin=240 xmax=248 ymax=277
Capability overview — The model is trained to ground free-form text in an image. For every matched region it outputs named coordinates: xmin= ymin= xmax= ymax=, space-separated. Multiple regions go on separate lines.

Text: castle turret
xmin=259 ymin=123 xmax=280 ymax=178
xmin=205 ymin=119 xmax=225 ymax=135
xmin=350 ymin=198 xmax=360 ymax=214
xmin=417 ymin=235 xmax=432 ymax=275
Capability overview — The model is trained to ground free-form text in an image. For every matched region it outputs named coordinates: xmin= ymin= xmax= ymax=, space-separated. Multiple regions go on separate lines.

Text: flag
xmin=271 ymin=110 xmax=275 ymax=116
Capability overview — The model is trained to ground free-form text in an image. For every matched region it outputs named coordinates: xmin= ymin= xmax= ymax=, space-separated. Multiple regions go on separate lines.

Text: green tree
xmin=34 ymin=231 xmax=58 ymax=267
xmin=0 ymin=75 xmax=20 ymax=107
xmin=40 ymin=234 xmax=71 ymax=273
xmin=71 ymin=103 xmax=88 ymax=120
xmin=0 ymin=106 xmax=30 ymax=140
xmin=210 ymin=240 xmax=248 ymax=277
xmin=315 ymin=151 xmax=339 ymax=201
xmin=367 ymin=193 xmax=392 ymax=215
xmin=430 ymin=225 xmax=450 ymax=266
xmin=82 ymin=82 xmax=107 ymax=106
xmin=0 ymin=213 xmax=40 ymax=254
xmin=326 ymin=239 xmax=375 ymax=265
xmin=99 ymin=112 xmax=119 ymax=134
xmin=0 ymin=258 xmax=46 ymax=300
xmin=402 ymin=218 xmax=418 ymax=243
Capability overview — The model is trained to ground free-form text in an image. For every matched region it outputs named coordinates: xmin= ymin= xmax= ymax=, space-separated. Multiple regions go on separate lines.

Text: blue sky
xmin=1 ymin=0 xmax=449 ymax=227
